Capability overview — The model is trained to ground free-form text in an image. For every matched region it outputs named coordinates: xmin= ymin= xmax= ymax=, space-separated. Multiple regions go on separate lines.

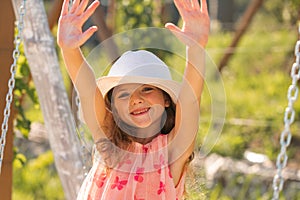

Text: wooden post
xmin=12 ymin=0 xmax=85 ymax=199
xmin=218 ymin=0 xmax=264 ymax=72
xmin=0 ymin=1 xmax=15 ymax=199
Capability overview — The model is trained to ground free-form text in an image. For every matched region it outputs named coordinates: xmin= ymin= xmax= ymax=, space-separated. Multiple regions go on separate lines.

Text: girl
xmin=57 ymin=0 xmax=210 ymax=199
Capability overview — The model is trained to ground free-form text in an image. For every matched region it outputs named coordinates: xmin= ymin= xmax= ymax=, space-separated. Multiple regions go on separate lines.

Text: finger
xmin=165 ymin=23 xmax=182 ymax=35
xmin=70 ymin=0 xmax=80 ymax=13
xmin=165 ymin=22 xmax=190 ymax=45
xmin=79 ymin=26 xmax=98 ymax=46
xmin=165 ymin=22 xmax=196 ymax=46
xmin=81 ymin=0 xmax=100 ymax=23
xmin=182 ymin=0 xmax=192 ymax=10
xmin=201 ymin=0 xmax=208 ymax=14
xmin=75 ymin=0 xmax=90 ymax=15
xmin=61 ymin=0 xmax=70 ymax=16
xmin=191 ymin=0 xmax=200 ymax=11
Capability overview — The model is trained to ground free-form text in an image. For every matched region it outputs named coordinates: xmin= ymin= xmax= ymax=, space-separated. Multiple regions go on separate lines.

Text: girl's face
xmin=111 ymin=84 xmax=170 ymax=129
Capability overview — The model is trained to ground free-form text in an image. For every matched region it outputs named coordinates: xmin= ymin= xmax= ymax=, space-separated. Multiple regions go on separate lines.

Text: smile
xmin=130 ymin=108 xmax=150 ymax=115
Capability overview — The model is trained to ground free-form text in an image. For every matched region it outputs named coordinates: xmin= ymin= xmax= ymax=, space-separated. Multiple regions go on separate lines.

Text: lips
xmin=130 ymin=108 xmax=150 ymax=116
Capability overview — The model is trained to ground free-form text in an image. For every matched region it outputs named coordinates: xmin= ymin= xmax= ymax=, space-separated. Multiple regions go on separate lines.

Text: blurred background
xmin=0 ymin=0 xmax=300 ymax=199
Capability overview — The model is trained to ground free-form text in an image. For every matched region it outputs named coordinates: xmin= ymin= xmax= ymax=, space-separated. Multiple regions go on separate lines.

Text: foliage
xmin=205 ymin=19 xmax=299 ymax=160
xmin=235 ymin=0 xmax=300 ymax=24
xmin=14 ymin=45 xmax=39 ymax=138
xmin=13 ymin=151 xmax=64 ymax=200
xmin=114 ymin=0 xmax=173 ymax=60
xmin=197 ymin=7 xmax=300 ymax=199
xmin=263 ymin=0 xmax=300 ymax=24
xmin=115 ymin=0 xmax=155 ymax=31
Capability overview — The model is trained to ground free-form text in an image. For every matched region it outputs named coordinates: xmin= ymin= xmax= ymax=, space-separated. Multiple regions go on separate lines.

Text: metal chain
xmin=0 ymin=0 xmax=27 ymax=174
xmin=272 ymin=24 xmax=300 ymax=200
xmin=75 ymin=93 xmax=91 ymax=176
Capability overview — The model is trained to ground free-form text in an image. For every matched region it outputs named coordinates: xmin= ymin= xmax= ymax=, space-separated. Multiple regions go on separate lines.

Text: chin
xmin=132 ymin=121 xmax=152 ymax=129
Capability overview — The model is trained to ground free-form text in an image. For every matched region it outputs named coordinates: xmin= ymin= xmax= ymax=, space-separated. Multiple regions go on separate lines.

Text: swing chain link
xmin=75 ymin=93 xmax=90 ymax=176
xmin=0 ymin=0 xmax=27 ymax=174
xmin=272 ymin=26 xmax=300 ymax=200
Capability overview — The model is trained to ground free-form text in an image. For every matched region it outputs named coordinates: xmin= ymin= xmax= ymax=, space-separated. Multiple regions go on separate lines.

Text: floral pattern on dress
xmin=134 ymin=167 xmax=145 ymax=183
xmin=95 ymin=172 xmax=107 ymax=188
xmin=111 ymin=176 xmax=128 ymax=190
xmin=76 ymin=134 xmax=186 ymax=200
xmin=157 ymin=181 xmax=166 ymax=195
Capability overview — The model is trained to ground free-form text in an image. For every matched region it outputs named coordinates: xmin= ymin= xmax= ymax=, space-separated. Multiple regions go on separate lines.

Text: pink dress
xmin=77 ymin=134 xmax=186 ymax=200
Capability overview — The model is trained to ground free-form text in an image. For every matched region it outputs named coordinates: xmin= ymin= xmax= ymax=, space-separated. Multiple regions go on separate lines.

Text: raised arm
xmin=165 ymin=0 xmax=210 ymax=183
xmin=57 ymin=0 xmax=106 ymax=141
xmin=165 ymin=0 xmax=209 ymax=99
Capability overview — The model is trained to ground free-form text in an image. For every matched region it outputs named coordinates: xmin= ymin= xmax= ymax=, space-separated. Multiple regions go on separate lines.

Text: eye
xmin=142 ymin=86 xmax=154 ymax=93
xmin=117 ymin=92 xmax=130 ymax=99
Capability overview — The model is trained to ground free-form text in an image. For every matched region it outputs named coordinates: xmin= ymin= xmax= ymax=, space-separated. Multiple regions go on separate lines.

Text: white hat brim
xmin=97 ymin=76 xmax=181 ymax=103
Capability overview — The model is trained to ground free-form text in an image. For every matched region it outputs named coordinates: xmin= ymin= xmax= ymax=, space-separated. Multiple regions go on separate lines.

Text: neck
xmin=131 ymin=121 xmax=162 ymax=144
xmin=132 ymin=132 xmax=160 ymax=145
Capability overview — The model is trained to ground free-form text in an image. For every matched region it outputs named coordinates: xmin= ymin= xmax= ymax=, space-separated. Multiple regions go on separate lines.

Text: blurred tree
xmin=218 ymin=0 xmax=235 ymax=31
xmin=46 ymin=0 xmax=63 ymax=30
xmin=218 ymin=0 xmax=264 ymax=71
xmin=89 ymin=0 xmax=119 ymax=60
xmin=160 ymin=1 xmax=180 ymax=26
xmin=264 ymin=0 xmax=300 ymax=24
xmin=116 ymin=0 xmax=155 ymax=30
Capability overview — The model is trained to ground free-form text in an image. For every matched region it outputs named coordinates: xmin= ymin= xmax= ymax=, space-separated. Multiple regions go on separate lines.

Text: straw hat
xmin=96 ymin=50 xmax=181 ymax=103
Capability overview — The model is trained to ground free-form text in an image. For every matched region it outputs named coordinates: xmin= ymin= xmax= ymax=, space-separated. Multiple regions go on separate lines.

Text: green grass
xmin=204 ymin=22 xmax=300 ymax=159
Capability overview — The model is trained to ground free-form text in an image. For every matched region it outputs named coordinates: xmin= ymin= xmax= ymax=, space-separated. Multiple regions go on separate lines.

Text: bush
xmin=13 ymin=151 xmax=64 ymax=200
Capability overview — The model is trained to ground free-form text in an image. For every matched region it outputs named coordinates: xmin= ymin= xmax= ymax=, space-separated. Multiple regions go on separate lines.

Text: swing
xmin=0 ymin=0 xmax=26 ymax=174
xmin=272 ymin=26 xmax=300 ymax=199
xmin=1 ymin=1 xmax=299 ymax=200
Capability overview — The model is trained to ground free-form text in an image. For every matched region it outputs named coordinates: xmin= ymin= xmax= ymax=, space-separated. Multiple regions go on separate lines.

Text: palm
xmin=58 ymin=15 xmax=85 ymax=49
xmin=165 ymin=0 xmax=210 ymax=47
xmin=57 ymin=0 xmax=99 ymax=50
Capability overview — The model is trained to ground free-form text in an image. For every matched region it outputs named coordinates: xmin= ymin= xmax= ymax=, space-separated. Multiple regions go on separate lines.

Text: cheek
xmin=148 ymin=102 xmax=166 ymax=118
xmin=147 ymin=92 xmax=165 ymax=104
xmin=113 ymin=101 xmax=129 ymax=117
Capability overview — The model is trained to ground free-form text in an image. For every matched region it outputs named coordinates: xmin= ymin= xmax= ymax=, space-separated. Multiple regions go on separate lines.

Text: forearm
xmin=61 ymin=48 xmax=91 ymax=83
xmin=61 ymin=47 xmax=106 ymax=134
xmin=182 ymin=45 xmax=206 ymax=103
xmin=57 ymin=0 xmax=105 ymax=140
xmin=171 ymin=46 xmax=204 ymax=160
xmin=61 ymin=48 xmax=98 ymax=97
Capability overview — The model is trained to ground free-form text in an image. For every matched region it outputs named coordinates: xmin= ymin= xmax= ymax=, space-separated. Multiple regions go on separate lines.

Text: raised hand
xmin=165 ymin=0 xmax=210 ymax=47
xmin=57 ymin=0 xmax=100 ymax=50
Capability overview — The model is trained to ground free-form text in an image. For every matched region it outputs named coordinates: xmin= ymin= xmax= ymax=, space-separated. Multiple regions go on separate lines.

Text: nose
xmin=130 ymin=91 xmax=143 ymax=105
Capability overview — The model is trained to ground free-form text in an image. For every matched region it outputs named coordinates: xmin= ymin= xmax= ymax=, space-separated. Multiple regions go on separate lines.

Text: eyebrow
xmin=115 ymin=84 xmax=145 ymax=92
xmin=113 ymin=87 xmax=133 ymax=96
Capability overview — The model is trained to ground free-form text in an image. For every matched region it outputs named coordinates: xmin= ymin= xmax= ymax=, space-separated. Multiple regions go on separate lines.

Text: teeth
xmin=132 ymin=108 xmax=148 ymax=115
